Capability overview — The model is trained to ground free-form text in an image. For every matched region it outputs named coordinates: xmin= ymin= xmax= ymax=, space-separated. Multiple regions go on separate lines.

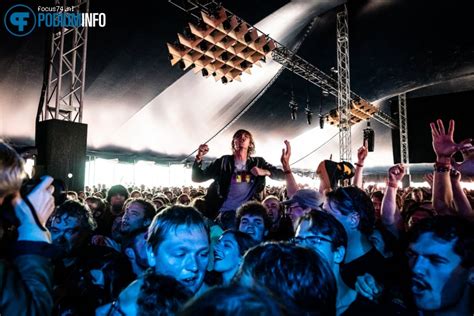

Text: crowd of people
xmin=0 ymin=121 xmax=473 ymax=315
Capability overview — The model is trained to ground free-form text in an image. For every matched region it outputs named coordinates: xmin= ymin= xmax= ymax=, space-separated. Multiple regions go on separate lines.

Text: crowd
xmin=0 ymin=121 xmax=473 ymax=315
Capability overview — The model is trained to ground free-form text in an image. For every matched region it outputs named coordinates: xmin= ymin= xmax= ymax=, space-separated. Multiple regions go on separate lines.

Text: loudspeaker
xmin=35 ymin=120 xmax=88 ymax=192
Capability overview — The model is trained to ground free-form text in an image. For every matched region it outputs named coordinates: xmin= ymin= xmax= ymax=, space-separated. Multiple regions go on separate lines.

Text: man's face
xmin=263 ymin=198 xmax=281 ymax=225
xmin=239 ymin=214 xmax=266 ymax=242
xmin=295 ymin=219 xmax=336 ymax=268
xmin=149 ymin=225 xmax=209 ymax=294
xmin=50 ymin=214 xmax=86 ymax=255
xmin=287 ymin=202 xmax=306 ymax=225
xmin=408 ymin=232 xmax=469 ymax=311
xmin=121 ymin=202 xmax=148 ymax=234
xmin=233 ymin=132 xmax=251 ymax=152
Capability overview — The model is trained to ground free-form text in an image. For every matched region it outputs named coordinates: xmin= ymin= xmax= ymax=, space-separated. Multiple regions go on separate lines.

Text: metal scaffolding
xmin=398 ymin=93 xmax=410 ymax=173
xmin=37 ymin=0 xmax=89 ymax=123
xmin=336 ymin=5 xmax=351 ymax=162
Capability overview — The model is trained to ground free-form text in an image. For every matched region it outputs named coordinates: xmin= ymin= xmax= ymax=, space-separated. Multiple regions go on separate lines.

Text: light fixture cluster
xmin=326 ymin=99 xmax=379 ymax=127
xmin=167 ymin=6 xmax=276 ymax=83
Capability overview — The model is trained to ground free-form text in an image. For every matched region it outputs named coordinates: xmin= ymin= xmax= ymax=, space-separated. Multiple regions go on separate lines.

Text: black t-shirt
xmin=341 ymin=247 xmax=388 ymax=289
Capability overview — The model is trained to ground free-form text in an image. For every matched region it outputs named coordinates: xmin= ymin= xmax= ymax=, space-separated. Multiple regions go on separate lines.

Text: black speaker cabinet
xmin=35 ymin=120 xmax=88 ymax=192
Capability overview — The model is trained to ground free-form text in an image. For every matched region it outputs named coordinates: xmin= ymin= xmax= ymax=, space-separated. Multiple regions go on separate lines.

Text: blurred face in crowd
xmin=121 ymin=201 xmax=150 ymax=234
xmin=295 ymin=219 xmax=337 ymax=268
xmin=239 ymin=214 xmax=267 ymax=242
xmin=110 ymin=193 xmax=127 ymax=213
xmin=371 ymin=197 xmax=382 ymax=220
xmin=178 ymin=195 xmax=191 ymax=205
xmin=50 ymin=214 xmax=87 ymax=255
xmin=286 ymin=202 xmax=306 ymax=226
xmin=263 ymin=198 xmax=281 ymax=225
xmin=412 ymin=190 xmax=424 ymax=203
xmin=214 ymin=233 xmax=241 ymax=275
xmin=147 ymin=224 xmax=209 ymax=294
xmin=407 ymin=208 xmax=433 ymax=229
xmin=408 ymin=232 xmax=470 ymax=311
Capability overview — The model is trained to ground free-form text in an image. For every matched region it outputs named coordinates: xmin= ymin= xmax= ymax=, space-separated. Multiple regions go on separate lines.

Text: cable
xmin=180 ymin=16 xmax=320 ymax=163
xmin=290 ymin=132 xmax=338 ymax=166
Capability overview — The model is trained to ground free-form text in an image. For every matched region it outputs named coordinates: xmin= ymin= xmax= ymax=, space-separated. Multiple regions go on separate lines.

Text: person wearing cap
xmin=282 ymin=189 xmax=324 ymax=228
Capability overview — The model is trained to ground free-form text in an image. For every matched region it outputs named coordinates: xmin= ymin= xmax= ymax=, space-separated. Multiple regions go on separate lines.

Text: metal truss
xmin=398 ymin=93 xmax=410 ymax=173
xmin=336 ymin=5 xmax=351 ymax=162
xmin=38 ymin=0 xmax=89 ymax=123
xmin=169 ymin=0 xmax=399 ymax=132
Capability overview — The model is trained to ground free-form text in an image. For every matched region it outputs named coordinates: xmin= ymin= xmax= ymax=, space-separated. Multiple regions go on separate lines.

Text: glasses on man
xmin=287 ymin=204 xmax=303 ymax=213
xmin=291 ymin=235 xmax=333 ymax=247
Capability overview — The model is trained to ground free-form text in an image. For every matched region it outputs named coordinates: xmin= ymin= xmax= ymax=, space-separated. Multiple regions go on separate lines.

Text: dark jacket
xmin=0 ymin=241 xmax=54 ymax=316
xmin=192 ymin=155 xmax=285 ymax=218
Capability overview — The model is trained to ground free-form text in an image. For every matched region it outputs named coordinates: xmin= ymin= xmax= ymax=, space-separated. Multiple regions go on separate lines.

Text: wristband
xmin=355 ymin=163 xmax=364 ymax=168
xmin=284 ymin=170 xmax=292 ymax=174
xmin=433 ymin=163 xmax=450 ymax=173
xmin=386 ymin=181 xmax=398 ymax=188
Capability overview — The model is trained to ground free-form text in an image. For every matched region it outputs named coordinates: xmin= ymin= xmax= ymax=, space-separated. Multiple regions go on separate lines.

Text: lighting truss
xmin=167 ymin=5 xmax=276 ymax=83
xmin=38 ymin=0 xmax=89 ymax=123
xmin=168 ymin=0 xmax=399 ymax=129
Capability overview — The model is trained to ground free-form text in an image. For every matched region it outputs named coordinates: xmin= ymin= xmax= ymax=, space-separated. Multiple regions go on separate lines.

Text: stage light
xmin=363 ymin=120 xmax=375 ymax=152
xmin=305 ymin=95 xmax=312 ymax=125
xmin=202 ymin=68 xmax=209 ymax=76
xmin=319 ymin=115 xmax=325 ymax=129
xmin=289 ymin=90 xmax=298 ymax=120
xmin=306 ymin=107 xmax=313 ymax=125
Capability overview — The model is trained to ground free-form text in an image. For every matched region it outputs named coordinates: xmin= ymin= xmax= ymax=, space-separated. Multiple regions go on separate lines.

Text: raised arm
xmin=430 ymin=119 xmax=471 ymax=215
xmin=280 ymin=140 xmax=298 ymax=198
xmin=353 ymin=140 xmax=368 ymax=189
xmin=191 ymin=144 xmax=216 ymax=182
xmin=450 ymin=168 xmax=473 ymax=217
xmin=381 ymin=164 xmax=404 ymax=236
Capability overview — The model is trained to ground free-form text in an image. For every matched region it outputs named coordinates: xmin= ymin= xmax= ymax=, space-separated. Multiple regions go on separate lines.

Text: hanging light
xmin=305 ymin=94 xmax=313 ymax=125
xmin=363 ymin=120 xmax=375 ymax=152
xmin=289 ymin=89 xmax=298 ymax=120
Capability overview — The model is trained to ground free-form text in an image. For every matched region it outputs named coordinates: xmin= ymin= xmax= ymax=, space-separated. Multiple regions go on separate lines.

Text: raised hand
xmin=357 ymin=140 xmax=369 ymax=164
xmin=388 ymin=164 xmax=405 ymax=183
xmin=280 ymin=140 xmax=291 ymax=172
xmin=355 ymin=273 xmax=383 ymax=301
xmin=430 ymin=119 xmax=472 ymax=162
xmin=14 ymin=176 xmax=55 ymax=242
xmin=196 ymin=144 xmax=209 ymax=161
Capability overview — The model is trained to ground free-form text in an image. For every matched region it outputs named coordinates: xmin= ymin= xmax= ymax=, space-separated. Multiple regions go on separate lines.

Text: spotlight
xmin=202 ymin=68 xmax=209 ymax=76
xmin=221 ymin=77 xmax=228 ymax=84
xmin=289 ymin=91 xmax=298 ymax=120
xmin=177 ymin=60 xmax=186 ymax=69
xmin=319 ymin=115 xmax=325 ymax=129
xmin=363 ymin=121 xmax=375 ymax=152
xmin=305 ymin=107 xmax=313 ymax=125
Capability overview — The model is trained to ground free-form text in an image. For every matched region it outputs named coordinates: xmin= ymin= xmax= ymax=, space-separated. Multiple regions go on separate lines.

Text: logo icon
xmin=4 ymin=4 xmax=36 ymax=37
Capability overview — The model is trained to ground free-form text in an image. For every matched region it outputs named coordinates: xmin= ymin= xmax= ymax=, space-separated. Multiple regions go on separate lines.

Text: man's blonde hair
xmin=0 ymin=141 xmax=26 ymax=198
